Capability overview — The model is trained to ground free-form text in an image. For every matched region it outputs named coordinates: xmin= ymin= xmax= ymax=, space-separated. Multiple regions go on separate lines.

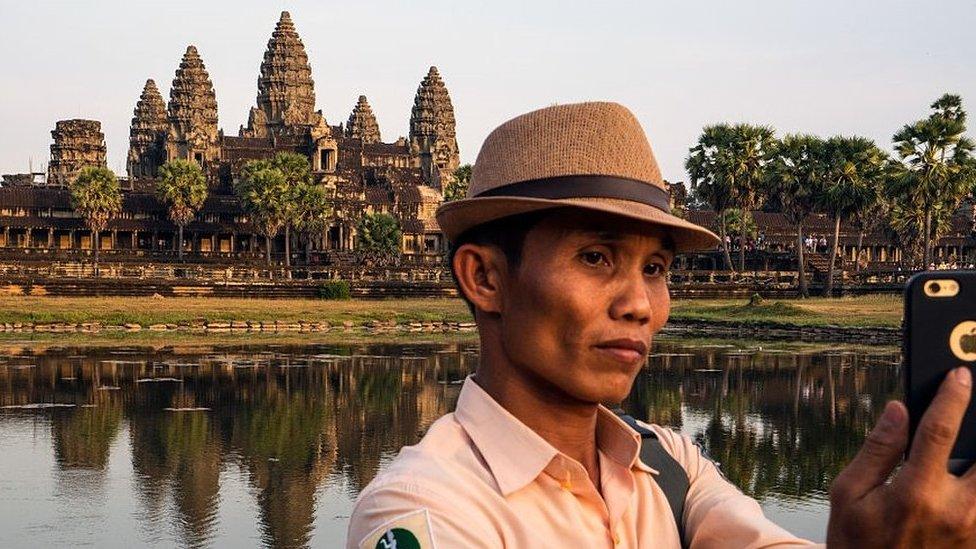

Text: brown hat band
xmin=474 ymin=175 xmax=672 ymax=214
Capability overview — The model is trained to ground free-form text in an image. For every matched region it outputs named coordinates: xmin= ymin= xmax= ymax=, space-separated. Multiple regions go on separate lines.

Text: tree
xmin=157 ymin=159 xmax=208 ymax=261
xmin=237 ymin=152 xmax=313 ymax=269
xmin=686 ymin=125 xmax=737 ymax=271
xmin=68 ymin=166 xmax=122 ymax=275
xmin=848 ymin=178 xmax=888 ymax=273
xmin=292 ymin=182 xmax=332 ymax=265
xmin=234 ymin=167 xmax=289 ymax=266
xmin=889 ymin=93 xmax=976 ymax=268
xmin=819 ymin=136 xmax=888 ymax=296
xmin=719 ymin=209 xmax=757 ymax=241
xmin=725 ymin=124 xmax=777 ymax=272
xmin=766 ymin=135 xmax=828 ymax=297
xmin=357 ymin=213 xmax=401 ymax=266
xmin=270 ymin=152 xmax=312 ymax=269
xmin=444 ymin=164 xmax=472 ymax=202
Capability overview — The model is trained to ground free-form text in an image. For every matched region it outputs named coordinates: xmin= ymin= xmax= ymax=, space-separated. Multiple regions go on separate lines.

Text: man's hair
xmin=447 ymin=210 xmax=556 ymax=317
xmin=446 ymin=209 xmax=678 ymax=317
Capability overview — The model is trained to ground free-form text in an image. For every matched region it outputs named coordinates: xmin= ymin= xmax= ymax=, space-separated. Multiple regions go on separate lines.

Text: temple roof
xmin=346 ymin=95 xmax=381 ymax=144
xmin=129 ymin=79 xmax=168 ymax=153
xmin=409 ymin=66 xmax=456 ymax=141
xmin=167 ymin=45 xmax=218 ymax=138
xmin=243 ymin=11 xmax=317 ymax=136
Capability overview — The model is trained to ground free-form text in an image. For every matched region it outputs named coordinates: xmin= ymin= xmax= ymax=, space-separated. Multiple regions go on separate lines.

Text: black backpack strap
xmin=615 ymin=411 xmax=689 ymax=548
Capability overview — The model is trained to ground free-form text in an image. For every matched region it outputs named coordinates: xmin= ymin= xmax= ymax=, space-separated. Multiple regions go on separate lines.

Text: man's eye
xmin=644 ymin=263 xmax=665 ymax=277
xmin=581 ymin=251 xmax=608 ymax=266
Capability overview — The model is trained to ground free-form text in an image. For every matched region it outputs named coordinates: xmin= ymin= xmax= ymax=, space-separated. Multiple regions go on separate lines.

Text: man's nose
xmin=609 ymin=269 xmax=652 ymax=324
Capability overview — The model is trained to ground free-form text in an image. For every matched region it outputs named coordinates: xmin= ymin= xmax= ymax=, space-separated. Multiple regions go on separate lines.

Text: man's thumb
xmin=830 ymin=401 xmax=908 ymax=503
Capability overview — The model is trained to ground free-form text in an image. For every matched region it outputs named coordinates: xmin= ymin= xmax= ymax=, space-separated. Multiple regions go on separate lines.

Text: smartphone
xmin=905 ymin=270 xmax=976 ymax=475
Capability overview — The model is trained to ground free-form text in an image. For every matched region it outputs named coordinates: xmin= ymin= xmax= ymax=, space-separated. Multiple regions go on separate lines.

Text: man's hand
xmin=827 ymin=366 xmax=976 ymax=548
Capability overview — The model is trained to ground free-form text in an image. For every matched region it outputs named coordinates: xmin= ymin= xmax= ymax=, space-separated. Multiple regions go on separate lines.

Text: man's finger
xmin=909 ymin=367 xmax=973 ymax=476
xmin=831 ymin=400 xmax=908 ymax=502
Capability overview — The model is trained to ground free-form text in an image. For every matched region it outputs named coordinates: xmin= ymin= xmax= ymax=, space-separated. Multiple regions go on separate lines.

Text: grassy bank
xmin=0 ymin=294 xmax=902 ymax=331
xmin=0 ymin=296 xmax=473 ymax=326
xmin=669 ymin=294 xmax=902 ymax=328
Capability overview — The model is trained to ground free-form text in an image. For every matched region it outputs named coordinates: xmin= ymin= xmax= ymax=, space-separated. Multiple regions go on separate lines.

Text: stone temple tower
xmin=241 ymin=11 xmax=323 ymax=138
xmin=409 ymin=66 xmax=459 ymax=190
xmin=47 ymin=119 xmax=107 ymax=186
xmin=165 ymin=45 xmax=219 ymax=167
xmin=127 ymin=79 xmax=169 ymax=178
xmin=345 ymin=95 xmax=381 ymax=144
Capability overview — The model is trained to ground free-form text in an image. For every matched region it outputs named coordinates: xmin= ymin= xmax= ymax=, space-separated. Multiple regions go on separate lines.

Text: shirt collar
xmin=453 ymin=376 xmax=655 ymax=497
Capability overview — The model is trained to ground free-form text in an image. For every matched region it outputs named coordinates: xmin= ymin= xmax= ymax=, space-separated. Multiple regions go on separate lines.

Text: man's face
xmin=498 ymin=210 xmax=673 ymax=405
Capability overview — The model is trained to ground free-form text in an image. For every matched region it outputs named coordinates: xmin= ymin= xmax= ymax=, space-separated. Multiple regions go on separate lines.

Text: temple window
xmin=194 ymin=152 xmax=204 ymax=164
xmin=319 ymin=149 xmax=335 ymax=172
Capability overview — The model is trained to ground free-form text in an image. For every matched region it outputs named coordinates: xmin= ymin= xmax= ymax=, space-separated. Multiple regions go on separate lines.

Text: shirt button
xmin=612 ymin=531 xmax=620 ymax=545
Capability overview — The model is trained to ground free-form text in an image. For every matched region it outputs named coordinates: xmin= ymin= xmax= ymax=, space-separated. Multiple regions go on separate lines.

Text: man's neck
xmin=473 ymin=345 xmax=603 ymax=491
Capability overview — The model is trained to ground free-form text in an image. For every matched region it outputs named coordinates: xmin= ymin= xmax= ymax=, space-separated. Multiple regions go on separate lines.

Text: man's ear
xmin=453 ymin=243 xmax=507 ymax=315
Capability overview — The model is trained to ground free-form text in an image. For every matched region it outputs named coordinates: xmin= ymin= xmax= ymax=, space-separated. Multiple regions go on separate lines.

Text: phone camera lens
xmin=930 ymin=282 xmax=942 ymax=294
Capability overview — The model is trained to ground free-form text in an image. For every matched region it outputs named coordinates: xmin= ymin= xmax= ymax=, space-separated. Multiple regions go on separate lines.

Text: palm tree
xmin=292 ymin=182 xmax=332 ymax=265
xmin=234 ymin=167 xmax=289 ymax=266
xmin=726 ymin=124 xmax=777 ymax=272
xmin=686 ymin=125 xmax=737 ymax=271
xmin=890 ymin=93 xmax=976 ymax=268
xmin=819 ymin=136 xmax=887 ymax=296
xmin=237 ymin=153 xmax=312 ymax=269
xmin=357 ymin=213 xmax=402 ymax=266
xmin=268 ymin=152 xmax=313 ymax=270
xmin=67 ymin=166 xmax=122 ymax=276
xmin=157 ymin=159 xmax=208 ymax=261
xmin=767 ymin=135 xmax=828 ymax=298
xmin=444 ymin=164 xmax=472 ymax=202
xmin=848 ymin=178 xmax=887 ymax=272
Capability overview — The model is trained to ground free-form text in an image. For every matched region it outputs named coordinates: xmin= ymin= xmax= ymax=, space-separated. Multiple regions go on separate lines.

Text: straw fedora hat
xmin=435 ymin=101 xmax=721 ymax=252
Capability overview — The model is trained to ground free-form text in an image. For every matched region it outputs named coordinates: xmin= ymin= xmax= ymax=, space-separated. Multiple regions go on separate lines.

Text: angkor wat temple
xmin=1 ymin=11 xmax=974 ymax=286
xmin=0 ymin=12 xmax=455 ymax=263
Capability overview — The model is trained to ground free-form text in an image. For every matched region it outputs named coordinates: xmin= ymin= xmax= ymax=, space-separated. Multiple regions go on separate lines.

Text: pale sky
xmin=1 ymin=0 xmax=974 ymax=183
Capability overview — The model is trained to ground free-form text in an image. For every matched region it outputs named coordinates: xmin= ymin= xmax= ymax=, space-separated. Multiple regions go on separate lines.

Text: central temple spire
xmin=241 ymin=11 xmax=320 ymax=137
xmin=166 ymin=45 xmax=219 ymax=165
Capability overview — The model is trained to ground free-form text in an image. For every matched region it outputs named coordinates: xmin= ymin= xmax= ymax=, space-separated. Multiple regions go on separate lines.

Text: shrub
xmin=318 ymin=280 xmax=351 ymax=300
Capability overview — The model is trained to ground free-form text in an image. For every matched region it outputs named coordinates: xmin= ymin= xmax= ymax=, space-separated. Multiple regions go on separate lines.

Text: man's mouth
xmin=594 ymin=338 xmax=648 ymax=365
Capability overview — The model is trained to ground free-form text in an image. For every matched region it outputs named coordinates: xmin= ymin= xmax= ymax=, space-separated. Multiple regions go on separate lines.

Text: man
xmin=348 ymin=102 xmax=976 ymax=548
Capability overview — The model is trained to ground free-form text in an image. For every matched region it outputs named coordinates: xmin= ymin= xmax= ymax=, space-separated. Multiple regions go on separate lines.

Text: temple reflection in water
xmin=0 ymin=341 xmax=900 ymax=546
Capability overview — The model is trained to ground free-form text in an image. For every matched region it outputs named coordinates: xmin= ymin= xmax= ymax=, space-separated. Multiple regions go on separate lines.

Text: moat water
xmin=0 ymin=339 xmax=901 ymax=547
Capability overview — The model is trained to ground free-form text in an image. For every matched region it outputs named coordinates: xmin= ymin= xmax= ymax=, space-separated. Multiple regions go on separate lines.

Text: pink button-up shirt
xmin=348 ymin=377 xmax=819 ymax=548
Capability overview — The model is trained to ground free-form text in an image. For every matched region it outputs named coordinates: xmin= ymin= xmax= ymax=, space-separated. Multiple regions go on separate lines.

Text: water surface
xmin=0 ymin=339 xmax=901 ymax=546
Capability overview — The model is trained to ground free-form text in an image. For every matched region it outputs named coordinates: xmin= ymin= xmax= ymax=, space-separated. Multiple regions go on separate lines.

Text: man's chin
xmin=578 ymin=373 xmax=637 ymax=405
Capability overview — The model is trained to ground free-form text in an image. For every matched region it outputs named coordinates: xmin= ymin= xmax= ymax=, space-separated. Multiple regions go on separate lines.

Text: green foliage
xmin=766 ymin=135 xmax=829 ymax=297
xmin=357 ymin=213 xmax=402 ymax=264
xmin=234 ymin=166 xmax=290 ymax=239
xmin=767 ymin=135 xmax=829 ymax=225
xmin=724 ymin=124 xmax=778 ymax=213
xmin=292 ymin=182 xmax=331 ymax=239
xmin=686 ymin=125 xmax=737 ymax=214
xmin=444 ymin=164 xmax=472 ymax=202
xmin=317 ymin=280 xmax=351 ymax=300
xmin=687 ymin=123 xmax=776 ymax=271
xmin=237 ymin=152 xmax=322 ymax=244
xmin=68 ymin=166 xmax=122 ymax=235
xmin=157 ymin=159 xmax=209 ymax=227
xmin=239 ymin=151 xmax=312 ymax=188
xmin=888 ymin=93 xmax=976 ymax=266
xmin=719 ymin=208 xmax=757 ymax=239
xmin=820 ymin=136 xmax=887 ymax=220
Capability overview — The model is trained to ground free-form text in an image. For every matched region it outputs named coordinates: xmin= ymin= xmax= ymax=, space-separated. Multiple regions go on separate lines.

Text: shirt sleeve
xmin=650 ymin=425 xmax=825 ymax=549
xmin=346 ymin=480 xmax=501 ymax=549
